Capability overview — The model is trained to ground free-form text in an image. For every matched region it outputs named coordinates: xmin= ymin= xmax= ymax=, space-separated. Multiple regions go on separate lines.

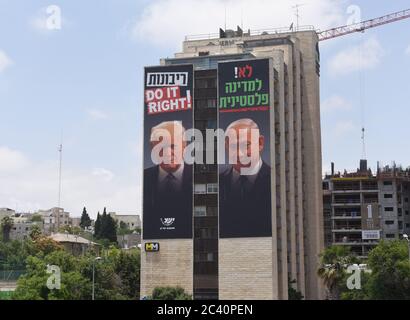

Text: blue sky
xmin=0 ymin=0 xmax=409 ymax=217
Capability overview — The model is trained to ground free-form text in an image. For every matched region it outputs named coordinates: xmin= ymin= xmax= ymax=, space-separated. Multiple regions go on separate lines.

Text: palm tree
xmin=317 ymin=246 xmax=357 ymax=300
xmin=1 ymin=216 xmax=14 ymax=242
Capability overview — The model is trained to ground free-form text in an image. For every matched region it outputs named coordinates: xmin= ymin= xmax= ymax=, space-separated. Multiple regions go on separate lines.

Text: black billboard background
xmin=143 ymin=64 xmax=193 ymax=240
xmin=218 ymin=59 xmax=273 ymax=238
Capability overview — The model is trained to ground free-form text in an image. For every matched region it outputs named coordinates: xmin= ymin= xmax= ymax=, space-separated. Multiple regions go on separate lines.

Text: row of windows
xmin=194 ymin=206 xmax=218 ymax=217
xmin=195 ymin=79 xmax=217 ymax=88
xmin=385 ymin=207 xmax=409 ymax=213
xmin=194 ymin=183 xmax=218 ymax=194
xmin=196 ymin=99 xmax=217 ymax=109
xmin=383 ymin=193 xmax=409 ymax=202
xmin=195 ymin=228 xmax=218 ymax=239
xmin=194 ymin=252 xmax=216 ymax=262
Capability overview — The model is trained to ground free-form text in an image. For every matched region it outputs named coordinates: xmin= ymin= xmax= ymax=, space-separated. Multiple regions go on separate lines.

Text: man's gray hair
xmin=226 ymin=118 xmax=260 ymax=132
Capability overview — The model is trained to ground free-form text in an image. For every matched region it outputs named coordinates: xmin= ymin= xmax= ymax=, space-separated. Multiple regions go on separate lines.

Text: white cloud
xmin=333 ymin=120 xmax=356 ymax=138
xmin=0 ymin=146 xmax=141 ymax=218
xmin=132 ymin=0 xmax=345 ymax=48
xmin=322 ymin=95 xmax=352 ymax=112
xmin=328 ymin=37 xmax=385 ymax=76
xmin=92 ymin=168 xmax=115 ymax=182
xmin=0 ymin=50 xmax=13 ymax=73
xmin=86 ymin=108 xmax=109 ymax=120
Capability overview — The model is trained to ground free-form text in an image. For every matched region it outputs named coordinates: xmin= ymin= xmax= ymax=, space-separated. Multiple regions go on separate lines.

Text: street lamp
xmin=403 ymin=234 xmax=410 ymax=262
xmin=92 ymin=256 xmax=102 ymax=300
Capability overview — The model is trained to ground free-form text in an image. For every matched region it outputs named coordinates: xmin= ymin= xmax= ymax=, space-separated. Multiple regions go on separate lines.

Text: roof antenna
xmin=241 ymin=7 xmax=244 ymax=31
xmin=292 ymin=3 xmax=305 ymax=31
xmin=224 ymin=5 xmax=227 ymax=31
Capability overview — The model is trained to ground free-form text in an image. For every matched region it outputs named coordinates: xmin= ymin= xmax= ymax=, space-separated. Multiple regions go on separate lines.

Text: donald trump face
xmin=150 ymin=121 xmax=187 ymax=173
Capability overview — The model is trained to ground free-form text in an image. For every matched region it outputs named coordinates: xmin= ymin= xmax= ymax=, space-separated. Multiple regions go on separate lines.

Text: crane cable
xmin=359 ymin=34 xmax=367 ymax=160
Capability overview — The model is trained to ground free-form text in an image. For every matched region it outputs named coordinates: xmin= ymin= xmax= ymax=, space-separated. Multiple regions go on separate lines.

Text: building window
xmin=195 ymin=78 xmax=216 ymax=88
xmin=386 ymin=234 xmax=395 ymax=239
xmin=207 ymin=99 xmax=217 ymax=108
xmin=384 ymin=207 xmax=394 ymax=212
xmin=194 ymin=206 xmax=207 ymax=217
xmin=385 ymin=220 xmax=394 ymax=225
xmin=383 ymin=181 xmax=393 ymax=186
xmin=405 ymin=198 xmax=409 ymax=203
xmin=207 ymin=183 xmax=218 ymax=194
xmin=194 ymin=184 xmax=207 ymax=194
xmin=384 ymin=194 xmax=393 ymax=199
xmin=207 ymin=206 xmax=218 ymax=216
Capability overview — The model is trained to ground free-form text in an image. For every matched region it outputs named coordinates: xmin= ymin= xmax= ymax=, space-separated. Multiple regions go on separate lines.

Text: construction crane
xmin=318 ymin=8 xmax=410 ymax=41
xmin=317 ymin=8 xmax=410 ymax=163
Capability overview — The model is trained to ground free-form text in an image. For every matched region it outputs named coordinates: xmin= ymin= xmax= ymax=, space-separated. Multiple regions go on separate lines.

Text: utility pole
xmin=58 ymin=142 xmax=63 ymax=208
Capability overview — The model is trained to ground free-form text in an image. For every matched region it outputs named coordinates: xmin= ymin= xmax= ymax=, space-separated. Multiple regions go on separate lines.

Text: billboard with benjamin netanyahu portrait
xmin=218 ymin=58 xmax=273 ymax=238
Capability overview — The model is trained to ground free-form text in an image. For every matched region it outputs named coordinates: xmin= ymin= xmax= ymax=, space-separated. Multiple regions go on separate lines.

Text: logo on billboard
xmin=145 ymin=242 xmax=160 ymax=252
xmin=160 ymin=218 xmax=176 ymax=231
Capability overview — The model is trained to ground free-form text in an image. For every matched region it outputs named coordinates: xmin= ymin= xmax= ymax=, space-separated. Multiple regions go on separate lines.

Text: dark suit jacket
xmin=143 ymin=164 xmax=193 ymax=239
xmin=219 ymin=162 xmax=272 ymax=238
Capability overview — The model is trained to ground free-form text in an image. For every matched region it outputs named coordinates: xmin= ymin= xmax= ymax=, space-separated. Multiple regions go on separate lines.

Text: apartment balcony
xmin=332 ymin=228 xmax=362 ymax=233
xmin=332 ymin=215 xmax=362 ymax=220
xmin=333 ymin=241 xmax=379 ymax=246
xmin=332 ymin=199 xmax=361 ymax=206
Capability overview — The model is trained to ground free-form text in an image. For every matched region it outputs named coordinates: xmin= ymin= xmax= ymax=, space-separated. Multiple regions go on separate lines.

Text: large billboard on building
xmin=218 ymin=59 xmax=272 ymax=238
xmin=361 ymin=203 xmax=381 ymax=240
xmin=143 ymin=64 xmax=194 ymax=240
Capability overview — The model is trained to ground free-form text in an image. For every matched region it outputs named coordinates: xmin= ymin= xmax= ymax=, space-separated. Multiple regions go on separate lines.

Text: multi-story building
xmin=9 ymin=216 xmax=43 ymax=241
xmin=109 ymin=213 xmax=141 ymax=230
xmin=38 ymin=207 xmax=72 ymax=235
xmin=323 ymin=160 xmax=410 ymax=257
xmin=141 ymin=28 xmax=324 ymax=300
xmin=117 ymin=232 xmax=141 ymax=250
xmin=0 ymin=208 xmax=14 ymax=221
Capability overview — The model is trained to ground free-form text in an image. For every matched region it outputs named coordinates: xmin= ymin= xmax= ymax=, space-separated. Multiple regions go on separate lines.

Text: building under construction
xmin=323 ymin=160 xmax=410 ymax=257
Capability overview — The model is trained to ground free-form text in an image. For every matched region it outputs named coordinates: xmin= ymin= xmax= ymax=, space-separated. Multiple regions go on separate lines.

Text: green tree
xmin=288 ymin=279 xmax=304 ymax=300
xmin=151 ymin=286 xmax=192 ymax=300
xmin=105 ymin=215 xmax=117 ymax=243
xmin=12 ymin=252 xmax=92 ymax=300
xmin=94 ymin=212 xmax=101 ymax=238
xmin=317 ymin=246 xmax=358 ymax=300
xmin=80 ymin=207 xmax=92 ymax=229
xmin=11 ymin=244 xmax=140 ymax=300
xmin=95 ymin=209 xmax=117 ymax=243
xmin=365 ymin=240 xmax=410 ymax=300
xmin=30 ymin=215 xmax=43 ymax=223
xmin=29 ymin=224 xmax=42 ymax=241
xmin=114 ymin=249 xmax=140 ymax=299
xmin=1 ymin=216 xmax=14 ymax=242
